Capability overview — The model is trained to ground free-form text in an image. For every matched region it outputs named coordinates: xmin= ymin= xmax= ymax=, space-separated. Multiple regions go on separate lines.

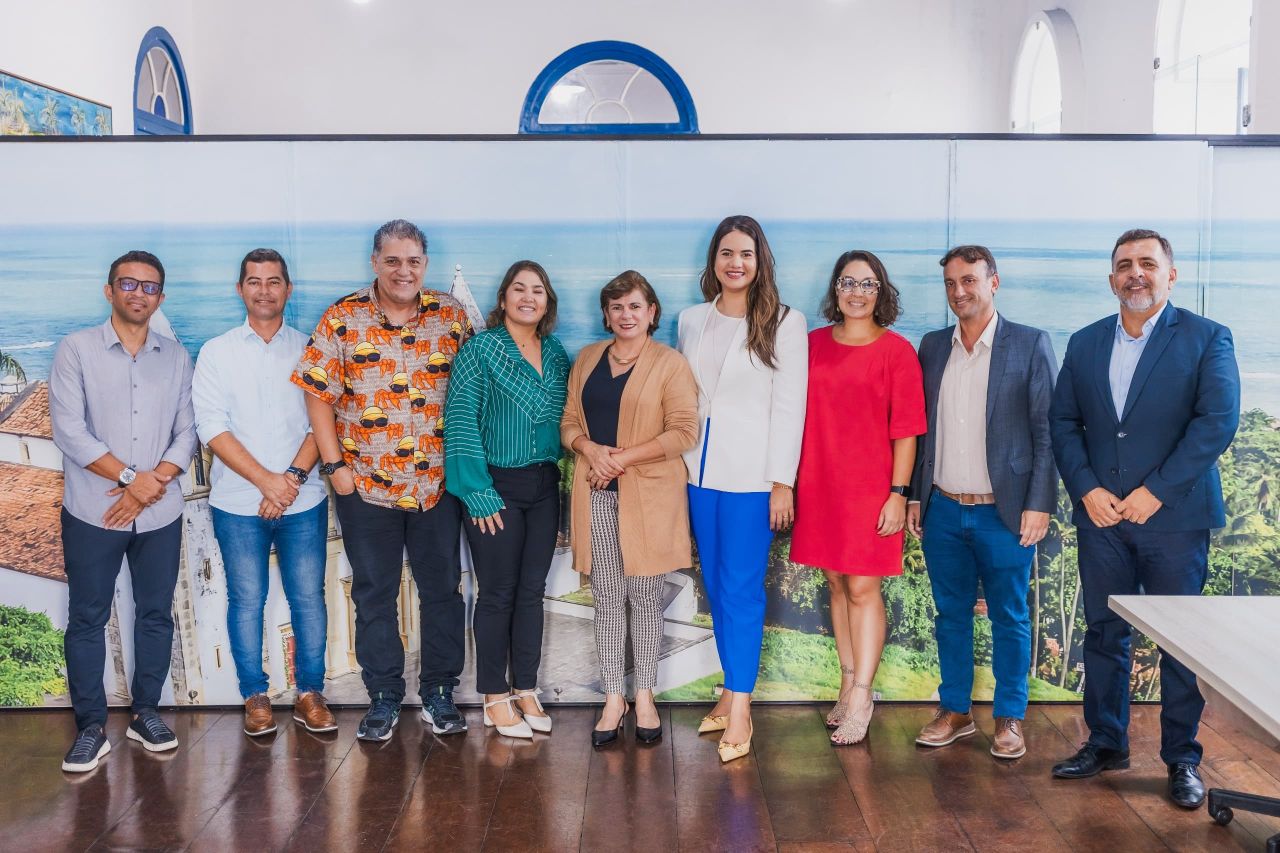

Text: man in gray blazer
xmin=907 ymin=245 xmax=1057 ymax=759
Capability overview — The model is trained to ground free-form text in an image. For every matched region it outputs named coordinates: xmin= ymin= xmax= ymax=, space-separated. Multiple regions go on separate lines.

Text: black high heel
xmin=591 ymin=702 xmax=628 ymax=748
xmin=635 ymin=722 xmax=662 ymax=744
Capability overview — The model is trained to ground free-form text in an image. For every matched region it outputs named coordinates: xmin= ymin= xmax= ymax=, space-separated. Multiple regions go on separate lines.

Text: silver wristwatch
xmin=117 ymin=466 xmax=137 ymax=488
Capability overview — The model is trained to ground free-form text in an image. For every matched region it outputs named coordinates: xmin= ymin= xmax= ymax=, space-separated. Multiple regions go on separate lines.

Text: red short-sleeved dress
xmin=790 ymin=327 xmax=927 ymax=576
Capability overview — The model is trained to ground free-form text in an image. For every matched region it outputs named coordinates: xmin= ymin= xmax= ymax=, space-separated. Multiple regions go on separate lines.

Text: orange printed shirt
xmin=291 ymin=283 xmax=473 ymax=511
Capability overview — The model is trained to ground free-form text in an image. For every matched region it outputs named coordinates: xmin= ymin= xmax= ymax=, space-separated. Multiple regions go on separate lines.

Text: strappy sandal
xmin=830 ymin=681 xmax=874 ymax=746
xmin=483 ymin=695 xmax=533 ymax=739
xmin=825 ymin=666 xmax=857 ymax=728
xmin=514 ymin=689 xmax=552 ymax=734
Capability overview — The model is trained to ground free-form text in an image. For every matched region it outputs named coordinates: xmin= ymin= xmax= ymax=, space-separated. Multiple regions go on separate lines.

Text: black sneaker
xmin=421 ymin=687 xmax=468 ymax=735
xmin=62 ymin=725 xmax=111 ymax=772
xmin=357 ymin=695 xmax=401 ymax=742
xmin=126 ymin=710 xmax=179 ymax=752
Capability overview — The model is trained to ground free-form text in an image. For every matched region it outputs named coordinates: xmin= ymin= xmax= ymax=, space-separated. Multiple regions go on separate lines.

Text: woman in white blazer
xmin=676 ymin=215 xmax=808 ymax=763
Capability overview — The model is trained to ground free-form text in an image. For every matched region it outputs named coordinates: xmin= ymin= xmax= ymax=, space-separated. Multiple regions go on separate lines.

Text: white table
xmin=1110 ymin=594 xmax=1280 ymax=850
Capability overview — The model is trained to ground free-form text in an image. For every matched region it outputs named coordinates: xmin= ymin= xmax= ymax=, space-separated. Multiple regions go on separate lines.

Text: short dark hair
xmin=939 ymin=245 xmax=998 ymax=277
xmin=238 ymin=248 xmax=291 ymax=285
xmin=486 ymin=260 xmax=558 ymax=337
xmin=372 ymin=219 xmax=428 ymax=255
xmin=108 ymin=250 xmax=165 ymax=288
xmin=599 ymin=270 xmax=662 ymax=335
xmin=821 ymin=250 xmax=901 ymax=327
xmin=1112 ymin=229 xmax=1174 ymax=265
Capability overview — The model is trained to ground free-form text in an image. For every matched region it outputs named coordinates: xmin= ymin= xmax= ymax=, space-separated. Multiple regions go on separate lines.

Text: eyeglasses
xmin=835 ymin=277 xmax=881 ymax=294
xmin=114 ymin=277 xmax=163 ymax=296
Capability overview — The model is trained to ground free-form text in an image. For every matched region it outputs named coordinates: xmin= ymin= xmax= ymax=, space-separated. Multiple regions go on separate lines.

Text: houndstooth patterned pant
xmin=589 ymin=489 xmax=666 ymax=694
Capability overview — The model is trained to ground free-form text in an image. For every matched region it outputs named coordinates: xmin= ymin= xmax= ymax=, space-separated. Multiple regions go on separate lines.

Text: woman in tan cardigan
xmin=561 ymin=270 xmax=699 ymax=748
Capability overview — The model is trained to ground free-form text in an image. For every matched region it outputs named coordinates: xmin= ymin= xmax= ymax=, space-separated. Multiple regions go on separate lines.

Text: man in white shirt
xmin=193 ymin=249 xmax=335 ymax=737
xmin=908 ymin=245 xmax=1058 ymax=760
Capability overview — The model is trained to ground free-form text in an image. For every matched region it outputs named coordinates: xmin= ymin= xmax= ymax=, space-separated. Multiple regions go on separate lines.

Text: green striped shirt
xmin=444 ymin=325 xmax=570 ymax=517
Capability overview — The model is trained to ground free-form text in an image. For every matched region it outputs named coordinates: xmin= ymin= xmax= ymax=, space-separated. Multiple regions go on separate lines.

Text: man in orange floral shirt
xmin=293 ymin=219 xmax=473 ymax=741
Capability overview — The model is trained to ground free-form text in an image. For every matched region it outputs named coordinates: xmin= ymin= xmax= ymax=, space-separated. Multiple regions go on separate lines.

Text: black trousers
xmin=335 ymin=490 xmax=464 ymax=702
xmin=61 ymin=509 xmax=182 ymax=731
xmin=463 ymin=463 xmax=560 ymax=694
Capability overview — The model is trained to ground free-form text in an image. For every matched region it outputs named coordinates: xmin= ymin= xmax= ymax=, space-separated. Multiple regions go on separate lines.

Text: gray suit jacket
xmin=910 ymin=315 xmax=1058 ymax=536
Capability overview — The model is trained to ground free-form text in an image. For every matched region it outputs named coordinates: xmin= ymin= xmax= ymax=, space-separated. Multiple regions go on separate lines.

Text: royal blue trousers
xmin=687 ymin=484 xmax=774 ymax=693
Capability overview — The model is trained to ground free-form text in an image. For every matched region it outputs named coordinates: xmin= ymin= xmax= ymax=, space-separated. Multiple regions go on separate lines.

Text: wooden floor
xmin=2 ymin=703 xmax=1279 ymax=852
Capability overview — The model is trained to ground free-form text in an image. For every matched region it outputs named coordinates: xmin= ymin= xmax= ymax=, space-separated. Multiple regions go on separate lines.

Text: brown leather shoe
xmin=991 ymin=717 xmax=1026 ymax=759
xmin=915 ymin=707 xmax=977 ymax=747
xmin=294 ymin=691 xmax=338 ymax=733
xmin=243 ymin=694 xmax=277 ymax=737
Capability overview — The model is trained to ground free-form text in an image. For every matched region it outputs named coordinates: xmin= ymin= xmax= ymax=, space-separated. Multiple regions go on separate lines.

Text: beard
xmin=1119 ymin=289 xmax=1156 ymax=312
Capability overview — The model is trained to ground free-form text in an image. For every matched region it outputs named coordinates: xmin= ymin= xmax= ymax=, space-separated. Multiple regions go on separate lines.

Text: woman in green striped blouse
xmin=444 ymin=260 xmax=570 ymax=739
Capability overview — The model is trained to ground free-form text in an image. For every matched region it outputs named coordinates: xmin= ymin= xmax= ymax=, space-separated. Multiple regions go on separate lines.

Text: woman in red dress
xmin=791 ymin=250 xmax=925 ymax=746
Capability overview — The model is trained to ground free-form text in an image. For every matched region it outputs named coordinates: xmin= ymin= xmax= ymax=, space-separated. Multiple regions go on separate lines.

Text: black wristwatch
xmin=286 ymin=466 xmax=310 ymax=484
xmin=889 ymin=485 xmax=911 ymax=499
xmin=319 ymin=459 xmax=347 ymax=476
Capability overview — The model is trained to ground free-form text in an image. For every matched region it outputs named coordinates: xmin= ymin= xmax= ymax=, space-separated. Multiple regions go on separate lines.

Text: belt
xmin=935 ymin=487 xmax=996 ymax=505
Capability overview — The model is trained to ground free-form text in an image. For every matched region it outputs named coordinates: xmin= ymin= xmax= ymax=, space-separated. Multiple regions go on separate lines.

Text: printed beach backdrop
xmin=0 ymin=138 xmax=1276 ymax=707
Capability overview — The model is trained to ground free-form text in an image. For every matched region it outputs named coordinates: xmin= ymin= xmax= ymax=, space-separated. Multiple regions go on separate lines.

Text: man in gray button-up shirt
xmin=48 ymin=250 xmax=196 ymax=773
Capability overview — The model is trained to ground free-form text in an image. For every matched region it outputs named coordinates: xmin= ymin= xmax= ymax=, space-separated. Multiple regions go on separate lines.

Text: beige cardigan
xmin=561 ymin=339 xmax=699 ymax=576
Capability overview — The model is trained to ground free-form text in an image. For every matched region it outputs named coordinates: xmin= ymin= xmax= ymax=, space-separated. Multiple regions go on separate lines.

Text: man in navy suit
xmin=908 ymin=245 xmax=1057 ymax=760
xmin=1049 ymin=229 xmax=1240 ymax=809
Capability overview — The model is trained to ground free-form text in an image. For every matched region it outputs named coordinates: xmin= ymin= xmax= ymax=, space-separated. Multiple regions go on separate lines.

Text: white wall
xmin=0 ymin=1 xmax=194 ymax=134
xmin=1248 ymin=0 xmax=1280 ymax=133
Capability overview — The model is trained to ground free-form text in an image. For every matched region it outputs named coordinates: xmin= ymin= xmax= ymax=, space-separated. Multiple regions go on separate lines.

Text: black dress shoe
xmin=636 ymin=723 xmax=662 ymax=744
xmin=1168 ymin=762 xmax=1206 ymax=808
xmin=1051 ymin=744 xmax=1130 ymax=778
xmin=591 ymin=726 xmax=620 ymax=748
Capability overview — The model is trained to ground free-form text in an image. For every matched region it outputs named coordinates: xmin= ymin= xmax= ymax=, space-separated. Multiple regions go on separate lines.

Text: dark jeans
xmin=334 ymin=490 xmax=464 ymax=702
xmin=463 ymin=463 xmax=560 ymax=695
xmin=1078 ymin=523 xmax=1209 ymax=766
xmin=211 ymin=499 xmax=329 ymax=698
xmin=61 ymin=509 xmax=182 ymax=731
xmin=922 ymin=493 xmax=1035 ymax=719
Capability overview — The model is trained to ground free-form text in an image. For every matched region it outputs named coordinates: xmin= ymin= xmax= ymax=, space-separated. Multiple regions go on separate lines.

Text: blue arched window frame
xmin=133 ymin=27 xmax=193 ymax=135
xmin=521 ymin=41 xmax=698 ymax=135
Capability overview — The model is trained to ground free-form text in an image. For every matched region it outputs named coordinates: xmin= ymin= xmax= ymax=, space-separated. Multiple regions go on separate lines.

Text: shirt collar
xmin=1115 ymin=300 xmax=1170 ymax=342
xmin=239 ymin=317 xmax=288 ymax=344
xmin=951 ymin=310 xmax=999 ymax=350
xmin=101 ymin=317 xmax=162 ymax=352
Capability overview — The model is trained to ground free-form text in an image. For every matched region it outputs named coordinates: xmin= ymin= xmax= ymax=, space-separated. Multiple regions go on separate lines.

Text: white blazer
xmin=676 ymin=297 xmax=808 ymax=493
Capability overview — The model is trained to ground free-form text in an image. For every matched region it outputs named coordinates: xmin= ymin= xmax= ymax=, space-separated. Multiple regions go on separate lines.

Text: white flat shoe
xmin=483 ymin=695 xmax=533 ymax=739
xmin=514 ymin=689 xmax=552 ymax=734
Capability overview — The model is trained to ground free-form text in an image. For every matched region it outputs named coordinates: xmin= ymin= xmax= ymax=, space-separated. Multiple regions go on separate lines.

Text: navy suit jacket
xmin=911 ymin=315 xmax=1058 ymax=536
xmin=1049 ymin=304 xmax=1240 ymax=531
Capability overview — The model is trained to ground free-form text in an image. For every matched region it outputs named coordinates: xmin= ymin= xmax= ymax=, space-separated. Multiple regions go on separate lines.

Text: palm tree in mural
xmin=94 ymin=111 xmax=110 ymax=136
xmin=69 ymin=103 xmax=87 ymax=136
xmin=0 ymin=349 xmax=27 ymax=390
xmin=39 ymin=96 xmax=59 ymax=135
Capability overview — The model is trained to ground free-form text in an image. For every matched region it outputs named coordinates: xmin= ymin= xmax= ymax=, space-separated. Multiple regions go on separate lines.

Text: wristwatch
xmin=117 ymin=466 xmax=137 ymax=488
xmin=319 ymin=459 xmax=347 ymax=476
xmin=889 ymin=485 xmax=911 ymax=499
xmin=285 ymin=466 xmax=310 ymax=484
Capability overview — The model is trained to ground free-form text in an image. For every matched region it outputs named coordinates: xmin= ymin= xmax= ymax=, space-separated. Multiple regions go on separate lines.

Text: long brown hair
xmin=486 ymin=260 xmax=558 ymax=337
xmin=699 ymin=215 xmax=786 ymax=368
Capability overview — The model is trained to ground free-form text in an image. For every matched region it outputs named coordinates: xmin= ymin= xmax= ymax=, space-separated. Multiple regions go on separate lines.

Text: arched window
xmin=520 ymin=41 xmax=698 ymax=134
xmin=1154 ymin=0 xmax=1251 ymax=134
xmin=134 ymin=27 xmax=192 ymax=135
xmin=1011 ymin=17 xmax=1063 ymax=133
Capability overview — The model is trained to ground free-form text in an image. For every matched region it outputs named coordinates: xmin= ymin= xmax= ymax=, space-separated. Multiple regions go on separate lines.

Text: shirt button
xmin=1117 ymin=431 xmax=1127 ymax=438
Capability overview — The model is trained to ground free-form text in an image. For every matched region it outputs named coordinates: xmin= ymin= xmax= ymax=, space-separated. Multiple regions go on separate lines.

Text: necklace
xmin=609 ymin=340 xmax=646 ymax=365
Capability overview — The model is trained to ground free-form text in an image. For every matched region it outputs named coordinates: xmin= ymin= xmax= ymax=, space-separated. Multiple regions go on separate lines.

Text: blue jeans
xmin=688 ymin=484 xmax=774 ymax=693
xmin=1078 ymin=524 xmax=1208 ymax=766
xmin=212 ymin=499 xmax=329 ymax=698
xmin=922 ymin=493 xmax=1034 ymax=719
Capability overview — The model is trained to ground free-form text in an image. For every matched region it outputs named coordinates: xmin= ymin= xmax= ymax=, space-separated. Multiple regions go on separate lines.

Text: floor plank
xmin=579 ymin=706 xmax=681 ymax=852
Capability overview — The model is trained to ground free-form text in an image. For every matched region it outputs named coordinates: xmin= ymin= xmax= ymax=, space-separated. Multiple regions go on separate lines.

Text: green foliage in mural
xmin=0 ymin=605 xmax=67 ymax=707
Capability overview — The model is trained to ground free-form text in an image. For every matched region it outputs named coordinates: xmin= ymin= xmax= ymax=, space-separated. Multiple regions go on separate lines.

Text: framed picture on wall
xmin=0 ymin=69 xmax=111 ymax=136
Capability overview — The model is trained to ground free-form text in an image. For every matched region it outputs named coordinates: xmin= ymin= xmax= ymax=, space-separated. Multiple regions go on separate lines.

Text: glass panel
xmin=135 ymin=62 xmax=156 ymax=112
xmin=162 ymin=62 xmax=185 ymax=125
xmin=538 ymin=60 xmax=679 ymax=125
xmin=1154 ymin=0 xmax=1249 ymax=133
xmin=1011 ymin=23 xmax=1061 ymax=133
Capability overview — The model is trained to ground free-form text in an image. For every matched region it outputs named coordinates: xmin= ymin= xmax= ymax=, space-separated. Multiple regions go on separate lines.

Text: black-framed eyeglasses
xmin=114 ymin=277 xmax=163 ymax=296
xmin=835 ymin=277 xmax=881 ymax=294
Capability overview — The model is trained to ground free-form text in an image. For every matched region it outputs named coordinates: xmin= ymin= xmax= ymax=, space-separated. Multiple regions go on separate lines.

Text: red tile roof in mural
xmin=0 ymin=461 xmax=65 ymax=582
xmin=0 ymin=382 xmax=53 ymax=439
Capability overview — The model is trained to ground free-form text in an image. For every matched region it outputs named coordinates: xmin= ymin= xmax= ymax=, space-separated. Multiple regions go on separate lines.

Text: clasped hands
xmin=256 ymin=471 xmax=304 ymax=520
xmin=102 ymin=469 xmax=173 ymax=529
xmin=1082 ymin=485 xmax=1162 ymax=527
xmin=582 ymin=440 xmax=627 ymax=491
